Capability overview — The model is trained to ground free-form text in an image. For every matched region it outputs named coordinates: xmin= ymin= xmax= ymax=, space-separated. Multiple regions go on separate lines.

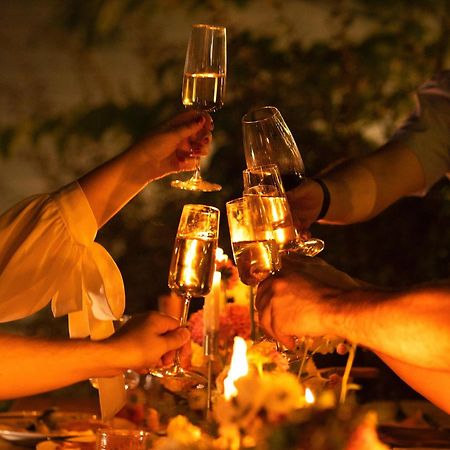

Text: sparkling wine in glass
xmin=226 ymin=196 xmax=280 ymax=287
xmin=226 ymin=196 xmax=280 ymax=341
xmin=171 ymin=24 xmax=226 ymax=192
xmin=150 ymin=204 xmax=219 ymax=382
xmin=243 ymin=164 xmax=302 ymax=254
xmin=242 ymin=106 xmax=324 ymax=256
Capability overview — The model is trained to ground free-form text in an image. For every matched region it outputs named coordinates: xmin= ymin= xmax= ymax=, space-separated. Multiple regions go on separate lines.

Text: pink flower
xmin=188 ymin=303 xmax=251 ymax=347
xmin=215 ymin=257 xmax=240 ymax=291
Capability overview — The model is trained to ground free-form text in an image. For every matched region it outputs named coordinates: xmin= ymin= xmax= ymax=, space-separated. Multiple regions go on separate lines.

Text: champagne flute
xmin=242 ymin=106 xmax=324 ymax=255
xmin=171 ymin=24 xmax=226 ymax=192
xmin=226 ymin=196 xmax=281 ymax=340
xmin=243 ymin=164 xmax=305 ymax=254
xmin=150 ymin=204 xmax=219 ymax=382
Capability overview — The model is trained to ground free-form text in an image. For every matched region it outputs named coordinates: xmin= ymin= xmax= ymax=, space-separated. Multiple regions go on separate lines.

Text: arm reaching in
xmin=0 ymin=311 xmax=190 ymax=399
xmin=288 ymin=71 xmax=450 ymax=228
xmin=78 ymin=110 xmax=213 ymax=228
xmin=255 ymin=256 xmax=450 ymax=412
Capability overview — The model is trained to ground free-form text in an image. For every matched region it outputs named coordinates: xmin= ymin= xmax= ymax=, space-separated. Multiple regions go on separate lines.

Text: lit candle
xmin=204 ymin=271 xmax=221 ymax=332
xmin=224 ymin=336 xmax=248 ymax=400
xmin=305 ymin=387 xmax=315 ymax=405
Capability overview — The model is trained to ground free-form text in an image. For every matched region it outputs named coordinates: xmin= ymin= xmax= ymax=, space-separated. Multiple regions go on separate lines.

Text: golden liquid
xmin=232 ymin=240 xmax=280 ymax=286
xmin=182 ymin=72 xmax=226 ymax=111
xmin=168 ymin=237 xmax=217 ymax=297
xmin=258 ymin=195 xmax=298 ymax=252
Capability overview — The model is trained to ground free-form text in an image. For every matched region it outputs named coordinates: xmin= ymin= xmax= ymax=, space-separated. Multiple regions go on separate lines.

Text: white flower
xmin=261 ymin=372 xmax=305 ymax=418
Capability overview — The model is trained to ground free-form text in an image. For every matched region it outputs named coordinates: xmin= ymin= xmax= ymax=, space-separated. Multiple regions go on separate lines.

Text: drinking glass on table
xmin=226 ymin=196 xmax=280 ymax=340
xmin=242 ymin=106 xmax=324 ymax=255
xmin=149 ymin=204 xmax=219 ymax=382
xmin=171 ymin=23 xmax=227 ymax=192
xmin=243 ymin=164 xmax=323 ymax=257
xmin=96 ymin=429 xmax=153 ymax=450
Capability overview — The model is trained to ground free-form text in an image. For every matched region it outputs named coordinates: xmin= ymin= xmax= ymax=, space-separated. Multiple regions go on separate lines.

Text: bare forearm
xmin=377 ymin=353 xmax=450 ymax=413
xmin=320 ymin=142 xmax=426 ymax=224
xmin=0 ymin=334 xmax=123 ymax=399
xmin=327 ymin=281 xmax=450 ymax=370
xmin=77 ymin=142 xmax=158 ymax=228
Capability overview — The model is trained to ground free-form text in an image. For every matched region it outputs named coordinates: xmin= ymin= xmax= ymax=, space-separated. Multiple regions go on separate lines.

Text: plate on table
xmin=0 ymin=411 xmax=100 ymax=447
xmin=377 ymin=425 xmax=450 ymax=448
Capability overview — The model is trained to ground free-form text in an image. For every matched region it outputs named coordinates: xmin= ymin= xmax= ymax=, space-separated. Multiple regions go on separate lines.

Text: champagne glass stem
xmin=172 ymin=293 xmax=192 ymax=373
xmin=249 ymin=286 xmax=257 ymax=341
xmin=190 ymin=158 xmax=202 ymax=181
xmin=298 ymin=339 xmax=310 ymax=380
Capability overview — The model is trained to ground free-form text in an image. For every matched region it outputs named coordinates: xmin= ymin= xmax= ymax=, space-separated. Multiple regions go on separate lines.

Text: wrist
xmin=312 ymin=178 xmax=330 ymax=220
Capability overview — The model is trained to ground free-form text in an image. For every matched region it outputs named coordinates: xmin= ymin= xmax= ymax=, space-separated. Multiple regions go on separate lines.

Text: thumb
xmin=162 ymin=327 xmax=191 ymax=352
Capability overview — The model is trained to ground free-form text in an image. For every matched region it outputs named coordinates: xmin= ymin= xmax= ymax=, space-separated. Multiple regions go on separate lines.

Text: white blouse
xmin=0 ymin=181 xmax=125 ymax=335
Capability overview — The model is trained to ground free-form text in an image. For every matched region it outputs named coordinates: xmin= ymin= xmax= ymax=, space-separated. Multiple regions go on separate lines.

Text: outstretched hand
xmin=255 ymin=255 xmax=368 ymax=349
xmin=286 ymin=178 xmax=325 ymax=231
xmin=132 ymin=110 xmax=214 ymax=177
xmin=110 ymin=311 xmax=191 ymax=371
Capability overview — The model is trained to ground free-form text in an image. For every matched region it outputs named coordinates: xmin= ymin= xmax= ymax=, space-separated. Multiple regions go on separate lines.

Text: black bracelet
xmin=313 ymin=178 xmax=330 ymax=220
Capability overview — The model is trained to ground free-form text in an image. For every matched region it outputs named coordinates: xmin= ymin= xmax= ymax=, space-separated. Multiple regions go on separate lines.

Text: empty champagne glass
xmin=226 ymin=196 xmax=281 ymax=341
xmin=242 ymin=106 xmax=324 ymax=255
xmin=171 ymin=24 xmax=227 ymax=192
xmin=149 ymin=204 xmax=219 ymax=382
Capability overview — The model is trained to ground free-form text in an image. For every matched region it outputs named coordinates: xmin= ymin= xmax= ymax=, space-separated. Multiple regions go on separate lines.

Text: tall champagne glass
xmin=243 ymin=164 xmax=299 ymax=253
xmin=226 ymin=196 xmax=280 ymax=340
xmin=150 ymin=204 xmax=219 ymax=381
xmin=171 ymin=24 xmax=226 ymax=192
xmin=242 ymin=106 xmax=324 ymax=255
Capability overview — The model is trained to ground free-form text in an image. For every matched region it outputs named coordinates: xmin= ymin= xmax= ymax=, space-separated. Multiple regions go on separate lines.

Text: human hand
xmin=109 ymin=311 xmax=191 ymax=371
xmin=286 ymin=178 xmax=325 ymax=232
xmin=131 ymin=110 xmax=213 ymax=178
xmin=256 ymin=255 xmax=365 ymax=349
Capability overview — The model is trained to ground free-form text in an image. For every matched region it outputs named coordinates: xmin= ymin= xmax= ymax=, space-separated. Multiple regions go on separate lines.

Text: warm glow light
xmin=305 ymin=387 xmax=315 ymax=404
xmin=216 ymin=247 xmax=228 ymax=263
xmin=185 ymin=239 xmax=199 ymax=285
xmin=204 ymin=271 xmax=221 ymax=331
xmin=223 ymin=336 xmax=248 ymax=400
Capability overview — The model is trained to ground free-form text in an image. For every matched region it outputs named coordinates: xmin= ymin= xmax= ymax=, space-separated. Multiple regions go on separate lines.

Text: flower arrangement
xmin=126 ymin=251 xmax=387 ymax=449
xmin=150 ymin=336 xmax=388 ymax=450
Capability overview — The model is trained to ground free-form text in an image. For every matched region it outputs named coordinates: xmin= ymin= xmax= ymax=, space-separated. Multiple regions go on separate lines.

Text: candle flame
xmin=216 ymin=247 xmax=228 ymax=263
xmin=305 ymin=387 xmax=315 ymax=404
xmin=223 ymin=336 xmax=248 ymax=400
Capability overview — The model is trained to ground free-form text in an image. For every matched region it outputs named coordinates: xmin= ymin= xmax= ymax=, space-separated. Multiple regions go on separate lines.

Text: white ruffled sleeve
xmin=0 ymin=181 xmax=125 ymax=325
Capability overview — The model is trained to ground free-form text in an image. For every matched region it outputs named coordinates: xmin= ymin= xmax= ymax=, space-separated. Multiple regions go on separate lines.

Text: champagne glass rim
xmin=182 ymin=203 xmax=220 ymax=214
xmin=191 ymin=23 xmax=226 ymax=31
xmin=242 ymin=106 xmax=281 ymax=124
xmin=225 ymin=196 xmax=246 ymax=208
xmin=243 ymin=163 xmax=279 ymax=174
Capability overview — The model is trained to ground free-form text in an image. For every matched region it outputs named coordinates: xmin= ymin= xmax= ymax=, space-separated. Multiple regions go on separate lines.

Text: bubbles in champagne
xmin=182 ymin=72 xmax=226 ymax=111
xmin=232 ymin=240 xmax=280 ymax=286
xmin=168 ymin=236 xmax=217 ymax=297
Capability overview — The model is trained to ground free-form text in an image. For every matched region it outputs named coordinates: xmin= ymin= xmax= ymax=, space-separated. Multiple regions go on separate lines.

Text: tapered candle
xmin=204 ymin=270 xmax=221 ymax=332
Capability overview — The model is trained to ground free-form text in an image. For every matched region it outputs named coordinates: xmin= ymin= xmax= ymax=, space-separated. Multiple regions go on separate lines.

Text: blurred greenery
xmin=0 ymin=0 xmax=449 ymax=320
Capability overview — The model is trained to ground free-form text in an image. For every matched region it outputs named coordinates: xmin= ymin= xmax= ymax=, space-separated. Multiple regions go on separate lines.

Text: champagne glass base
xmin=148 ymin=367 xmax=207 ymax=392
xmin=171 ymin=178 xmax=222 ymax=192
xmin=287 ymin=238 xmax=324 ymax=257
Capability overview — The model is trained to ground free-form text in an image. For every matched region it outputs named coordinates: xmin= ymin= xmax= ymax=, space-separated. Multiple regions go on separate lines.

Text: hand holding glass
xmin=172 ymin=24 xmax=226 ymax=192
xmin=243 ymin=164 xmax=323 ymax=257
xmin=242 ymin=106 xmax=324 ymax=255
